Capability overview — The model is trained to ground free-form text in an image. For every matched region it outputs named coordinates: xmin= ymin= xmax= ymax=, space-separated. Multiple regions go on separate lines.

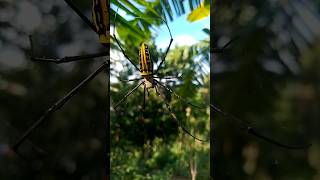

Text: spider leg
xmin=146 ymin=88 xmax=150 ymax=96
xmin=154 ymin=84 xmax=159 ymax=95
xmin=155 ymin=20 xmax=173 ymax=74
xmin=113 ymin=7 xmax=140 ymax=72
xmin=143 ymin=84 xmax=146 ymax=112
xmin=63 ymin=0 xmax=97 ymax=33
xmin=154 ymin=85 xmax=208 ymax=142
xmin=31 ymin=52 xmax=109 ymax=64
xmin=13 ymin=140 xmax=48 ymax=162
xmin=114 ymin=81 xmax=143 ymax=110
xmin=29 ymin=36 xmax=108 ymax=64
xmin=119 ymin=78 xmax=143 ymax=82
xmin=212 ymin=36 xmax=239 ymax=53
xmin=155 ymin=80 xmax=207 ymax=109
xmin=209 ymin=104 xmax=312 ymax=150
xmin=153 ymin=76 xmax=183 ymax=80
xmin=156 ymin=80 xmax=311 ymax=149
xmin=12 ymin=62 xmax=108 ymax=153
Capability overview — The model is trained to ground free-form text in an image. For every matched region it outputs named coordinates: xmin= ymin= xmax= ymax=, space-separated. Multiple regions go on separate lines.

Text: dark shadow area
xmin=211 ymin=0 xmax=319 ymax=179
xmin=0 ymin=0 xmax=108 ymax=179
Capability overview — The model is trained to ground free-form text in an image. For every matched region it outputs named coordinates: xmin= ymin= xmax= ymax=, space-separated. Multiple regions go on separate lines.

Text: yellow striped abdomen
xmin=139 ymin=43 xmax=153 ymax=76
xmin=92 ymin=0 xmax=109 ymax=45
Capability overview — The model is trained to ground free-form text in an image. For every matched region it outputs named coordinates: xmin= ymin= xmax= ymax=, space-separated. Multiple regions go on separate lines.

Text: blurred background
xmin=0 ymin=0 xmax=319 ymax=180
xmin=212 ymin=0 xmax=320 ymax=179
xmin=0 ymin=0 xmax=108 ymax=179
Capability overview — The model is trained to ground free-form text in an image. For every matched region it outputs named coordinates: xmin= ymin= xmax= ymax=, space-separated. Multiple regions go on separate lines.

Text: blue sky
xmin=153 ymin=3 xmax=210 ymax=50
xmin=154 ymin=13 xmax=209 ymax=50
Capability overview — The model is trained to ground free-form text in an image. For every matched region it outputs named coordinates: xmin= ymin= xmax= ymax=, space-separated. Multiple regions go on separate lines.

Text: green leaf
xmin=120 ymin=0 xmax=144 ymax=16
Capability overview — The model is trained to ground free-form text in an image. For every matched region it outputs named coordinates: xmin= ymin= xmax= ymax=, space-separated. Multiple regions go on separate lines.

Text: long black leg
xmin=12 ymin=62 xmax=108 ymax=153
xmin=119 ymin=78 xmax=143 ymax=82
xmin=32 ymin=52 xmax=109 ymax=64
xmin=114 ymin=81 xmax=143 ymax=110
xmin=153 ymin=76 xmax=182 ymax=80
xmin=154 ymin=85 xmax=207 ymax=142
xmin=155 ymin=80 xmax=207 ymax=109
xmin=29 ymin=35 xmax=108 ymax=64
xmin=156 ymin=80 xmax=311 ymax=149
xmin=143 ymin=84 xmax=146 ymax=112
xmin=63 ymin=0 xmax=97 ymax=33
xmin=154 ymin=19 xmax=173 ymax=74
xmin=113 ymin=8 xmax=140 ymax=72
xmin=209 ymin=104 xmax=311 ymax=150
xmin=211 ymin=36 xmax=239 ymax=53
xmin=13 ymin=140 xmax=48 ymax=161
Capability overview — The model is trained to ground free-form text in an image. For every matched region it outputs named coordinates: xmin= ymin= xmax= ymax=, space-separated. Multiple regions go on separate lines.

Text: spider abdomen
xmin=92 ymin=0 xmax=109 ymax=45
xmin=139 ymin=43 xmax=153 ymax=76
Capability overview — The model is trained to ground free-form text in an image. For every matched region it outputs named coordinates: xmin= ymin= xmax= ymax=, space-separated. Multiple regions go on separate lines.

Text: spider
xmin=111 ymin=7 xmax=211 ymax=142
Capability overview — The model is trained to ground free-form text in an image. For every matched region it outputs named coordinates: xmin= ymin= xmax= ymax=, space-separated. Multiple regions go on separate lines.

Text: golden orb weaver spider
xmin=111 ymin=7 xmax=208 ymax=142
